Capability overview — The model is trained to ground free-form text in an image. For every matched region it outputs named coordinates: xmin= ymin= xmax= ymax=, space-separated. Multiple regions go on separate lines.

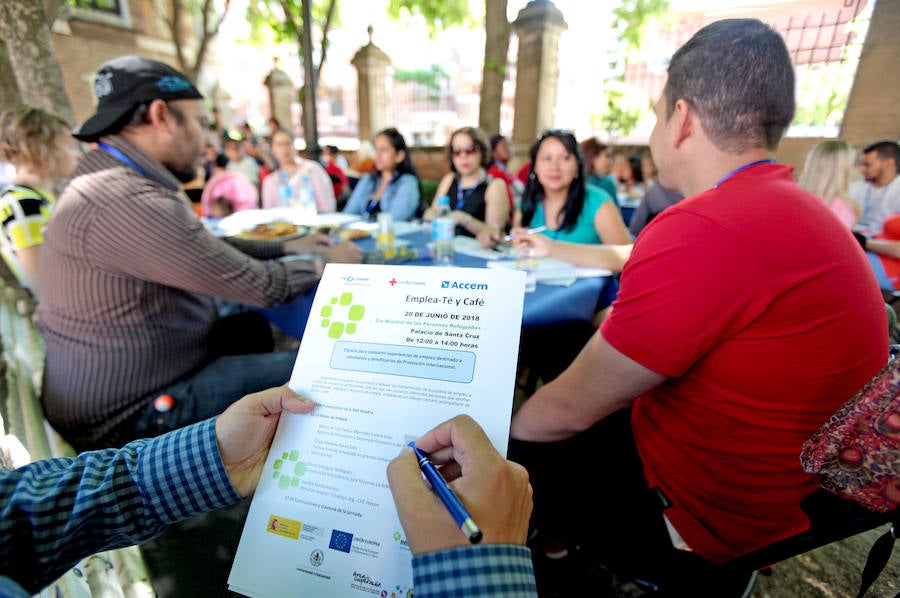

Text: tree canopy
xmin=386 ymin=0 xmax=471 ymax=37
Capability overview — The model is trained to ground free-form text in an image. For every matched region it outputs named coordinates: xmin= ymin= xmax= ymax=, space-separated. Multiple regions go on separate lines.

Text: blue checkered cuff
xmin=412 ymin=544 xmax=536 ymax=597
xmin=137 ymin=417 xmax=241 ymax=524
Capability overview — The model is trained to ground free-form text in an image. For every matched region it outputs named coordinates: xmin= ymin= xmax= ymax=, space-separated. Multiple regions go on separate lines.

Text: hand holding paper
xmin=215 ymin=385 xmax=316 ymax=497
xmin=228 ymin=265 xmax=525 ymax=596
xmin=386 ymin=415 xmax=533 ymax=555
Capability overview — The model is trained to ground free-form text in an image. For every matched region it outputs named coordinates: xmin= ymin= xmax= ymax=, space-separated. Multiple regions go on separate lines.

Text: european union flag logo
xmin=329 ymin=529 xmax=353 ymax=553
xmin=441 ymin=281 xmax=449 ymax=288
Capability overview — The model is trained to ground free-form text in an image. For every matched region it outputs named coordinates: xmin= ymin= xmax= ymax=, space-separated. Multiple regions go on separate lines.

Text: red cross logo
xmin=389 ymin=278 xmax=397 ymax=286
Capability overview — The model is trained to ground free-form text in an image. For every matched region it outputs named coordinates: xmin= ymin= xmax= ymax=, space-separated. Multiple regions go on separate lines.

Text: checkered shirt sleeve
xmin=0 ymin=417 xmax=240 ymax=594
xmin=412 ymin=544 xmax=537 ymax=597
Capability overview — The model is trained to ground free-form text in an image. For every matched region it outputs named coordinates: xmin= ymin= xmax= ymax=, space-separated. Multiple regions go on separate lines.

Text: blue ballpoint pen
xmin=408 ymin=442 xmax=483 ymax=544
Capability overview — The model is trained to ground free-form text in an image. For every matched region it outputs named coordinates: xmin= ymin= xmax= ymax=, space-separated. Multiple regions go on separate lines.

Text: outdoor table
xmin=257 ymin=227 xmax=616 ymax=339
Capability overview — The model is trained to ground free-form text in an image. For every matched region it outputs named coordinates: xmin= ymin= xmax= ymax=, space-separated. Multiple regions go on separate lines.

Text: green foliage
xmin=386 ymin=0 xmax=472 ymax=37
xmin=72 ymin=0 xmax=118 ymax=10
xmin=793 ymin=62 xmax=855 ymax=128
xmin=791 ymin=11 xmax=867 ymax=129
xmin=420 ymin=179 xmax=440 ymax=206
xmin=612 ymin=0 xmax=669 ymax=50
xmin=593 ymin=86 xmax=643 ymax=140
xmin=393 ymin=65 xmax=448 ymax=91
xmin=245 ymin=0 xmax=339 ymax=49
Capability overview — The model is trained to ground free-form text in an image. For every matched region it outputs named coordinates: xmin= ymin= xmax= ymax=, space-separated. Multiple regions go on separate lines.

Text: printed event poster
xmin=228 ymin=264 xmax=525 ymax=597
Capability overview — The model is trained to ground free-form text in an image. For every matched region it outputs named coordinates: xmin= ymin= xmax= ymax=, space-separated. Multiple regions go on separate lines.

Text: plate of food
xmin=311 ymin=226 xmax=372 ymax=242
xmin=233 ymin=221 xmax=307 ymax=241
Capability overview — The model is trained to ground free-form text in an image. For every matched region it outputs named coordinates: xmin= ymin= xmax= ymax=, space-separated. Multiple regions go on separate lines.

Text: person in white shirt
xmin=223 ymin=138 xmax=260 ymax=187
xmin=848 ymin=140 xmax=900 ymax=234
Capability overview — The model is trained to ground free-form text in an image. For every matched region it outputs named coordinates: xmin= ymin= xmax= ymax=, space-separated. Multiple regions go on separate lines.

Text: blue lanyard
xmin=712 ymin=159 xmax=774 ymax=189
xmin=456 ymin=173 xmax=484 ymax=209
xmin=862 ymin=185 xmax=885 ymax=220
xmin=97 ymin=142 xmax=145 ymax=176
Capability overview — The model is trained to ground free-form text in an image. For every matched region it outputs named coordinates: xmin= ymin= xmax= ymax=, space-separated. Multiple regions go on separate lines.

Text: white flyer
xmin=228 ymin=264 xmax=525 ymax=597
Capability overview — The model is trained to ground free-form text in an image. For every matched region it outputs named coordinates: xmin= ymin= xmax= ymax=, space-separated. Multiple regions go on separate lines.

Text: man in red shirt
xmin=510 ymin=18 xmax=887 ymax=592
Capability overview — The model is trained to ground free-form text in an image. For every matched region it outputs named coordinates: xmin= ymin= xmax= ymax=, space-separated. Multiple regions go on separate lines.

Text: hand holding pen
xmin=386 ymin=415 xmax=533 ymax=555
xmin=508 ymin=226 xmax=553 ymax=258
xmin=503 ymin=225 xmax=547 ymax=242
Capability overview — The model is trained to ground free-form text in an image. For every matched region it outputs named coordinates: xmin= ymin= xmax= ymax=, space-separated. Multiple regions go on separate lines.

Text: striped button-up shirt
xmin=36 ymin=135 xmax=318 ymax=447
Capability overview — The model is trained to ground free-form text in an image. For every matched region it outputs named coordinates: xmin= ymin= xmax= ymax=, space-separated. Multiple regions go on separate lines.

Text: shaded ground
xmin=141 ymin=506 xmax=898 ymax=597
xmin=751 ymin=525 xmax=899 ymax=598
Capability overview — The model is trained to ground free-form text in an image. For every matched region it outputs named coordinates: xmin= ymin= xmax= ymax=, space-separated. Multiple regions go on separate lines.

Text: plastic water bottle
xmin=431 ymin=195 xmax=454 ymax=265
xmin=296 ymin=174 xmax=316 ymax=219
xmin=435 ymin=194 xmax=451 ymax=218
xmin=277 ymin=172 xmax=293 ymax=208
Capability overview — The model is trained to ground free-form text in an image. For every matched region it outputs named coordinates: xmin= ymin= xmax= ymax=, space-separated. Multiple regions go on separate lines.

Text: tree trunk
xmin=300 ymin=0 xmax=319 ymax=159
xmin=0 ymin=40 xmax=21 ymax=112
xmin=0 ymin=0 xmax=72 ymax=122
xmin=314 ymin=0 xmax=337 ymax=87
xmin=478 ymin=0 xmax=510 ymax=136
xmin=42 ymin=0 xmax=64 ymax=26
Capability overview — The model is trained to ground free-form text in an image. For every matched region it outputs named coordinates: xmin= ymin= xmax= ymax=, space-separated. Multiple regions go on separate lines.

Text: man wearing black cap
xmin=36 ymin=55 xmax=360 ymax=450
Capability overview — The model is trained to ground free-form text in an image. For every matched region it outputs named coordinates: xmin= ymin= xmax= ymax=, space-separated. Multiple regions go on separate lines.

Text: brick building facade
xmin=50 ymin=0 xmax=196 ymax=125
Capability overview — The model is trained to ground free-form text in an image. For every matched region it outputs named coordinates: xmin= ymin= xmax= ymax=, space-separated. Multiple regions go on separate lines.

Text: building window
xmin=67 ymin=0 xmax=132 ymax=28
xmin=73 ymin=0 xmax=121 ymax=13
xmin=328 ymin=89 xmax=344 ymax=118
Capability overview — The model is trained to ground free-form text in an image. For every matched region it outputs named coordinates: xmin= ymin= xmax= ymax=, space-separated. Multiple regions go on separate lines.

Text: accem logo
xmin=441 ymin=280 xmax=488 ymax=290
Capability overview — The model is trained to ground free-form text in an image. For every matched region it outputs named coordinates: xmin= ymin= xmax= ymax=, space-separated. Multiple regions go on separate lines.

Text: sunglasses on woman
xmin=452 ymin=144 xmax=479 ymax=157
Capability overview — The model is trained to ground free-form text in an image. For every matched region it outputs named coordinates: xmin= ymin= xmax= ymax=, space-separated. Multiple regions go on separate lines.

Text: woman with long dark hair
xmin=516 ymin=130 xmax=630 ymax=245
xmin=342 ymin=128 xmax=421 ymax=221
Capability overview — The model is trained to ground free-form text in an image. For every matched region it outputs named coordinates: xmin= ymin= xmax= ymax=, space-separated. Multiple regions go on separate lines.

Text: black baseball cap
xmin=72 ymin=55 xmax=203 ymax=142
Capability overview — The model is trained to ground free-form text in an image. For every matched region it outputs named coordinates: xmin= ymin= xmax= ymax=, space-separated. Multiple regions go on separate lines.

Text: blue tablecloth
xmin=258 ymin=230 xmax=616 ymax=339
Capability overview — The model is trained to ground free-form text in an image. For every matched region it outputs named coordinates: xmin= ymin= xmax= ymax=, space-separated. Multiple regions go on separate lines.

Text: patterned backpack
xmin=800 ymin=357 xmax=899 ymax=597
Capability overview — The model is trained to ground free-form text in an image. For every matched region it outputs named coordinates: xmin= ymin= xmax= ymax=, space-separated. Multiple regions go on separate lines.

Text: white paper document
xmin=487 ymin=257 xmax=613 ymax=282
xmin=228 ymin=264 xmax=525 ymax=597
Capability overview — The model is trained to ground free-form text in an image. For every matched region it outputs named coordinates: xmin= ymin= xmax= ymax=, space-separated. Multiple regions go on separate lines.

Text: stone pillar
xmin=510 ymin=1 xmax=567 ymax=158
xmin=840 ymin=0 xmax=900 ymax=145
xmin=264 ymin=65 xmax=295 ymax=134
xmin=351 ymin=26 xmax=392 ymax=142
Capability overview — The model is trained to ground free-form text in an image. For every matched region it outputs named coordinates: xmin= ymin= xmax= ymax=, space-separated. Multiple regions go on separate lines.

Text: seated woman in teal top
xmin=514 ymin=130 xmax=630 ymax=246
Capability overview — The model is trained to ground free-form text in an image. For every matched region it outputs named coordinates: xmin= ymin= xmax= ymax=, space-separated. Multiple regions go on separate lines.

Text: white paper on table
xmin=486 ymin=257 xmax=613 ymax=285
xmin=228 ymin=264 xmax=525 ymax=597
xmin=452 ymin=236 xmax=513 ymax=260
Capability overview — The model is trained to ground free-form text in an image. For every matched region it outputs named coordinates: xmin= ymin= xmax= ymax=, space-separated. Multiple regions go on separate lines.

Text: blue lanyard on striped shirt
xmin=97 ymin=142 xmax=145 ymax=176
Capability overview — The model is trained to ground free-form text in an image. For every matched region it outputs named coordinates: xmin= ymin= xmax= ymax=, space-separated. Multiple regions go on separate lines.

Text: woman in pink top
xmin=798 ymin=139 xmax=860 ymax=228
xmin=260 ymin=129 xmax=335 ymax=212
